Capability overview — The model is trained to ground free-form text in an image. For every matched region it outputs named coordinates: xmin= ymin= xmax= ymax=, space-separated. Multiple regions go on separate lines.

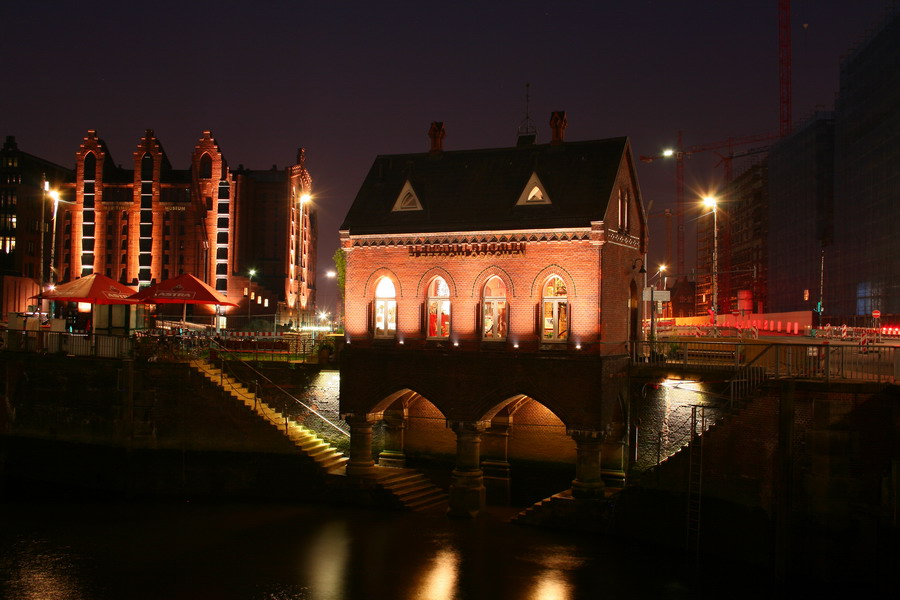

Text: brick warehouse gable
xmin=337 ymin=117 xmax=650 ymax=515
xmin=60 ymin=130 xmax=316 ymax=327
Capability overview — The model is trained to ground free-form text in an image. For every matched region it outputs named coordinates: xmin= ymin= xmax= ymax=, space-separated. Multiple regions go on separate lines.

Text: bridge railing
xmin=632 ymin=339 xmax=900 ymax=384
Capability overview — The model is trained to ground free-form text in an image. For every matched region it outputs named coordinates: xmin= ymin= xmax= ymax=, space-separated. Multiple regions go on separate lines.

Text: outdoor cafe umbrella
xmin=35 ymin=273 xmax=137 ymax=305
xmin=128 ymin=273 xmax=238 ymax=324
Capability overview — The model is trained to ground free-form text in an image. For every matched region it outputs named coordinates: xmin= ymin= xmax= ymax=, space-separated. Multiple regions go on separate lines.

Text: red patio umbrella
xmin=37 ymin=273 xmax=137 ymax=304
xmin=128 ymin=273 xmax=238 ymax=307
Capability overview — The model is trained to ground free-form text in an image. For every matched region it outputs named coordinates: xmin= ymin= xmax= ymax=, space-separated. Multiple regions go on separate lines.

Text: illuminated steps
xmin=374 ymin=467 xmax=448 ymax=512
xmin=189 ymin=359 xmax=348 ymax=474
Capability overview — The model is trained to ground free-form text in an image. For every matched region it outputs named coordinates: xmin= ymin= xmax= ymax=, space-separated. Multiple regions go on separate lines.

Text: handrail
xmin=208 ymin=339 xmax=349 ymax=438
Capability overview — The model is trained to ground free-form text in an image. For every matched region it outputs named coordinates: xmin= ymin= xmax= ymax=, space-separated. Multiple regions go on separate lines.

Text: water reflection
xmin=306 ymin=521 xmax=349 ymax=599
xmin=417 ymin=548 xmax=459 ymax=600
xmin=530 ymin=570 xmax=571 ymax=600
xmin=635 ymin=378 xmax=729 ymax=472
xmin=2 ymin=538 xmax=84 ymax=600
xmin=0 ymin=500 xmax=720 ymax=600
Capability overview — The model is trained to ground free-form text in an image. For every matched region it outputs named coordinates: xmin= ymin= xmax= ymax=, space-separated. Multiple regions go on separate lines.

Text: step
xmin=307 ymin=446 xmax=339 ymax=461
xmin=386 ymin=477 xmax=432 ymax=495
xmin=375 ymin=469 xmax=418 ymax=484
xmin=395 ymin=485 xmax=444 ymax=504
xmin=320 ymin=456 xmax=348 ymax=471
xmin=406 ymin=495 xmax=448 ymax=511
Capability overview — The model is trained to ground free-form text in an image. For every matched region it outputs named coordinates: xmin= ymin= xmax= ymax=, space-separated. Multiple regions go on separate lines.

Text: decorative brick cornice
xmin=605 ymin=229 xmax=640 ymax=248
xmin=347 ymin=228 xmax=592 ymax=250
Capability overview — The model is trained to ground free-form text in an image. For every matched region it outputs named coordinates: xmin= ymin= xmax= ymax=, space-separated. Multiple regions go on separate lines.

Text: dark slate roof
xmin=341 ymin=137 xmax=629 ymax=235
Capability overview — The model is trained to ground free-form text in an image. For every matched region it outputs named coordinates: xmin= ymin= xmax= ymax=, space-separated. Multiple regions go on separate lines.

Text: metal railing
xmin=201 ymin=340 xmax=350 ymax=450
xmin=633 ymin=339 xmax=900 ymax=384
xmin=2 ymin=330 xmax=135 ymax=359
xmin=1 ymin=328 xmax=326 ymax=364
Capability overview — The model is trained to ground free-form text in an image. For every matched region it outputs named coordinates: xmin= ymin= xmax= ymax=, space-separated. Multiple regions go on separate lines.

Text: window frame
xmin=541 ymin=276 xmax=569 ymax=342
xmin=373 ymin=277 xmax=397 ymax=339
xmin=481 ymin=276 xmax=508 ymax=341
xmin=426 ymin=277 xmax=451 ymax=339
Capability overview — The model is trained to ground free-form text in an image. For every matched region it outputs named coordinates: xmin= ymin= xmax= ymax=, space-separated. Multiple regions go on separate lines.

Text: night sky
xmin=2 ymin=0 xmax=893 ymax=313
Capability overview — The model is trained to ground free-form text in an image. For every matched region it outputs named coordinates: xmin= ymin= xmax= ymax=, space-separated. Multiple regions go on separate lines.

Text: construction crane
xmin=639 ymin=131 xmax=779 ymax=277
xmin=641 ymin=1 xmax=793 ymax=280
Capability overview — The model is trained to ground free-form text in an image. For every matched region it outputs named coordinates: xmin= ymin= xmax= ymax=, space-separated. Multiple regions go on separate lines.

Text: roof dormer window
xmin=516 ymin=172 xmax=551 ymax=205
xmin=392 ymin=180 xmax=423 ymax=212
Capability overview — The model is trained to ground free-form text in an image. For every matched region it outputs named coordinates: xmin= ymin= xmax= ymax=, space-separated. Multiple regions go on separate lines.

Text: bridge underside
xmin=339 ymin=346 xmax=630 ymax=516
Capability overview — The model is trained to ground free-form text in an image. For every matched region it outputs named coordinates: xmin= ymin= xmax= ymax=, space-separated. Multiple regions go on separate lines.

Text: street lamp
xmin=703 ymin=196 xmax=718 ymax=329
xmin=247 ymin=268 xmax=256 ymax=327
xmin=648 ymin=265 xmax=667 ymax=339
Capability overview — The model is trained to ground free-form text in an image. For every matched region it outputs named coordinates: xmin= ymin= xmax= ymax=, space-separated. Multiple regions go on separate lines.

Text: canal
xmin=0 ymin=367 xmax=777 ymax=598
xmin=0 ymin=498 xmax=773 ymax=600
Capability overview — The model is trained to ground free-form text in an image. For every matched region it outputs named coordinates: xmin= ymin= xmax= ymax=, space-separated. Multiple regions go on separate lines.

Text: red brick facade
xmin=61 ymin=130 xmax=315 ymax=326
xmin=338 ymin=121 xmax=649 ymax=505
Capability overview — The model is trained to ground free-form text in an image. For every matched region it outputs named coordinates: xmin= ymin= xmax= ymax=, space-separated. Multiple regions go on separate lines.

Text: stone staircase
xmin=190 ymin=358 xmax=448 ymax=511
xmin=509 ymin=489 xmax=607 ymax=532
xmin=373 ymin=467 xmax=448 ymax=512
xmin=190 ymin=358 xmax=348 ymax=474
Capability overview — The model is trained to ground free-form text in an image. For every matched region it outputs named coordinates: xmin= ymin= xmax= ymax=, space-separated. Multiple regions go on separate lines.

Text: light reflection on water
xmin=635 ymin=378 xmax=729 ymax=472
xmin=0 ymin=501 xmax=707 ymax=600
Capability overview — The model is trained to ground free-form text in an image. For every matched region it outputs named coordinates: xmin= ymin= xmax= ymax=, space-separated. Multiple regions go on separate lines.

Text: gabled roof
xmin=341 ymin=137 xmax=630 ymax=235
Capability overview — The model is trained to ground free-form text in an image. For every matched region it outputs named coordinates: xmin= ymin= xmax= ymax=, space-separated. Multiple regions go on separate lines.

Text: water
xmin=632 ymin=378 xmax=730 ymax=472
xmin=0 ymin=500 xmax=721 ymax=600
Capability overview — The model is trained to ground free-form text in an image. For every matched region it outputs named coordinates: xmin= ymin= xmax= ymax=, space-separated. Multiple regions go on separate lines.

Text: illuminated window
xmin=374 ymin=277 xmax=397 ymax=338
xmin=541 ymin=276 xmax=568 ymax=341
xmin=426 ymin=277 xmax=451 ymax=339
xmin=482 ymin=276 xmax=507 ymax=340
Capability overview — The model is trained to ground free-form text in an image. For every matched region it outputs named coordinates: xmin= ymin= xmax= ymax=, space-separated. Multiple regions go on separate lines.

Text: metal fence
xmin=2 ymin=329 xmax=323 ymax=363
xmin=3 ymin=330 xmax=135 ymax=359
xmin=632 ymin=339 xmax=900 ymax=384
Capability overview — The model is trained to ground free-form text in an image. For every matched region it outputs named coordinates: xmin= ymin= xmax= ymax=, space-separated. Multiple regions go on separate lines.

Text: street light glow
xmin=326 ymin=270 xmax=336 ymax=278
xmin=300 ymin=193 xmax=311 ymax=204
xmin=703 ymin=195 xmax=717 ymax=208
xmin=662 ymin=149 xmax=675 ymax=157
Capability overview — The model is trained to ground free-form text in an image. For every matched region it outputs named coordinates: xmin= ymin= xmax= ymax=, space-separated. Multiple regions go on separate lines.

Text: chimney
xmin=550 ymin=111 xmax=567 ymax=145
xmin=428 ymin=121 xmax=446 ymax=154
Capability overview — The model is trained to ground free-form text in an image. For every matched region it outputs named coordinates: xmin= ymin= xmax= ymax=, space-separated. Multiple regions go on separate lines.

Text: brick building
xmin=0 ymin=136 xmax=74 ymax=318
xmin=338 ymin=115 xmax=647 ymax=515
xmin=59 ymin=130 xmax=315 ymax=327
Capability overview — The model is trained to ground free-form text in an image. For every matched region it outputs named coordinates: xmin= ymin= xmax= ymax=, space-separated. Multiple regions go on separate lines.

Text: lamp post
xmin=703 ymin=196 xmax=718 ymax=330
xmin=247 ymin=268 xmax=256 ymax=328
xmin=649 ymin=265 xmax=667 ymax=340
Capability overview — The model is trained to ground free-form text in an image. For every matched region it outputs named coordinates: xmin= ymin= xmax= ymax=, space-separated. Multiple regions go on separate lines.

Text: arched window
xmin=199 ymin=153 xmax=213 ymax=179
xmin=482 ymin=276 xmax=507 ymax=340
xmin=141 ymin=153 xmax=154 ymax=181
xmin=83 ymin=153 xmax=96 ymax=181
xmin=426 ymin=277 xmax=450 ymax=339
xmin=374 ymin=277 xmax=397 ymax=338
xmin=541 ymin=276 xmax=568 ymax=341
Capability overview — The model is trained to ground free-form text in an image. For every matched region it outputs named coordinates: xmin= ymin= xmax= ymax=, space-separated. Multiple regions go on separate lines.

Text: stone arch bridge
xmin=339 ymin=346 xmax=630 ymax=516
